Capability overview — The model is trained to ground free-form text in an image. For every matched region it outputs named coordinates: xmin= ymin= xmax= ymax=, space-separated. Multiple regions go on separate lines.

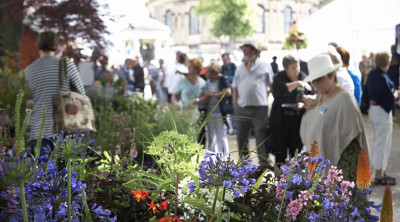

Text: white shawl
xmin=300 ymin=91 xmax=369 ymax=166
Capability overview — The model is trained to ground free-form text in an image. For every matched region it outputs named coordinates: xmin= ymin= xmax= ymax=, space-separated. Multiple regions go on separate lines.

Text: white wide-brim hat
xmin=304 ymin=54 xmax=341 ymax=82
xmin=240 ymin=40 xmax=260 ymax=51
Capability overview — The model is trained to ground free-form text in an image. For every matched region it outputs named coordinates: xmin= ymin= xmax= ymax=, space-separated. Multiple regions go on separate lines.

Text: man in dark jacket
xmin=133 ymin=59 xmax=145 ymax=92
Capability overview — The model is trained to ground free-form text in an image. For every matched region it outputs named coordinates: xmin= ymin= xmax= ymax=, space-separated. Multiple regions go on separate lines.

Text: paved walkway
xmin=226 ymin=114 xmax=399 ymax=219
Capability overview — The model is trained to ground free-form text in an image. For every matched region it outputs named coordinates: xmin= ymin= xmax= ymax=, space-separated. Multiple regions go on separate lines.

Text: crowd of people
xmin=25 ymin=31 xmax=399 ymax=187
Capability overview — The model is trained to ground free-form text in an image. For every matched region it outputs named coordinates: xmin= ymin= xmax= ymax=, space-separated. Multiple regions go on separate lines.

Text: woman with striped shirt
xmin=25 ymin=31 xmax=85 ymax=152
xmin=204 ymin=62 xmax=231 ymax=157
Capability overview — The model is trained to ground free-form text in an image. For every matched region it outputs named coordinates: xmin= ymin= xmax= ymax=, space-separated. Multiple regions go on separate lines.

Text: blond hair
xmin=206 ymin=62 xmax=221 ymax=74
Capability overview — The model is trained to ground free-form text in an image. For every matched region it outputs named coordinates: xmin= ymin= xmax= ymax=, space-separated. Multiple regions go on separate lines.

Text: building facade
xmin=146 ymin=0 xmax=320 ymax=53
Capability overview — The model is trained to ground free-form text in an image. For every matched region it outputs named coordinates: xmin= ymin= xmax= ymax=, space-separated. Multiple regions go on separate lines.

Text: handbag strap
xmin=58 ymin=58 xmax=70 ymax=91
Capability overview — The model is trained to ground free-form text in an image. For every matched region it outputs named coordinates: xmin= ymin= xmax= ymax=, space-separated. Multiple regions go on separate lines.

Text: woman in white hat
xmin=300 ymin=54 xmax=368 ymax=181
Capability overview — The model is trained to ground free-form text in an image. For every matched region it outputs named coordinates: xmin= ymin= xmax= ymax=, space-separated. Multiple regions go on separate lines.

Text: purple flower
xmin=350 ymin=207 xmax=360 ymax=217
xmin=308 ymin=211 xmax=322 ymax=222
xmin=233 ymin=189 xmax=240 ymax=197
xmin=292 ymin=174 xmax=302 ymax=185
xmin=286 ymin=191 xmax=294 ymax=200
xmin=188 ymin=182 xmax=196 ymax=192
xmin=248 ymin=178 xmax=256 ymax=184
xmin=323 ymin=199 xmax=333 ymax=211
xmin=281 ymin=165 xmax=290 ymax=175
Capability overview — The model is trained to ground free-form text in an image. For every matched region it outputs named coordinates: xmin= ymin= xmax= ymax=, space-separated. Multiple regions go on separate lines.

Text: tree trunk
xmin=228 ymin=36 xmax=235 ymax=54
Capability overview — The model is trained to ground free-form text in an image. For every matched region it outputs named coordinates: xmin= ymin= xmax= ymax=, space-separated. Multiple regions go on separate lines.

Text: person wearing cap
xmin=269 ymin=54 xmax=313 ymax=165
xmin=232 ymin=40 xmax=274 ymax=165
xmin=300 ymin=54 xmax=368 ymax=181
xmin=363 ymin=51 xmax=397 ymax=185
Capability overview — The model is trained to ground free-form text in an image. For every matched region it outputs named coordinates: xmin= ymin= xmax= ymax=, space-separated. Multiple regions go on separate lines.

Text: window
xmin=257 ymin=5 xmax=265 ymax=33
xmin=284 ymin=6 xmax=292 ymax=33
xmin=189 ymin=8 xmax=199 ymax=35
xmin=165 ymin=10 xmax=172 ymax=30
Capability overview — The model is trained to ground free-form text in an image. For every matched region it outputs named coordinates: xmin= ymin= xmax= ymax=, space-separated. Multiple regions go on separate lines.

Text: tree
xmin=195 ymin=0 xmax=258 ymax=52
xmin=0 ymin=0 xmax=109 ymax=63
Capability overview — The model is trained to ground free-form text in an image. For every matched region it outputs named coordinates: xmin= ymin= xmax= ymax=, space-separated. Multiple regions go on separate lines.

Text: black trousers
xmin=272 ymin=114 xmax=303 ymax=164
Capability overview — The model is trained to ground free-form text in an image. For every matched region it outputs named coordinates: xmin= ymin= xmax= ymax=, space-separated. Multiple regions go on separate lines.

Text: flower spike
xmin=356 ymin=148 xmax=371 ymax=191
xmin=308 ymin=141 xmax=319 ymax=178
xmin=380 ymin=185 xmax=393 ymax=222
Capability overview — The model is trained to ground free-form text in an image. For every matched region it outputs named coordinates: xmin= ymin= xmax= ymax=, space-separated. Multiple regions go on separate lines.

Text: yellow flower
xmin=380 ymin=185 xmax=393 ymax=222
xmin=356 ymin=148 xmax=371 ymax=190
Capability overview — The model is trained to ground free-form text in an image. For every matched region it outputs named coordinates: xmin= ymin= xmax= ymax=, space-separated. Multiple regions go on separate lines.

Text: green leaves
xmin=196 ymin=0 xmax=258 ymax=39
xmin=183 ymin=197 xmax=213 ymax=217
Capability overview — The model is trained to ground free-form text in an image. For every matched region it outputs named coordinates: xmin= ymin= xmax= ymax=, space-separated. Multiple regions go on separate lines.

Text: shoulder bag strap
xmin=58 ymin=58 xmax=71 ymax=92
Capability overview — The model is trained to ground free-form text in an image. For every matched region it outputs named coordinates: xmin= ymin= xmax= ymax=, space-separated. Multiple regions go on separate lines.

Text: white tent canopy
xmin=297 ymin=0 xmax=400 ymax=70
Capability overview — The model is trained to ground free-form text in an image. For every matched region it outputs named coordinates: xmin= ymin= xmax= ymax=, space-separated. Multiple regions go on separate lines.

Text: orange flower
xmin=147 ymin=201 xmax=159 ymax=214
xmin=158 ymin=216 xmax=182 ymax=222
xmin=356 ymin=148 xmax=371 ymax=190
xmin=380 ymin=185 xmax=393 ymax=222
xmin=159 ymin=200 xmax=169 ymax=210
xmin=131 ymin=189 xmax=149 ymax=202
xmin=308 ymin=141 xmax=319 ymax=178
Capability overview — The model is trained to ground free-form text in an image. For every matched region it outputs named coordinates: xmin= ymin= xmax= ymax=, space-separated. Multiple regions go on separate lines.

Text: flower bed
xmin=0 ymin=91 xmax=392 ymax=221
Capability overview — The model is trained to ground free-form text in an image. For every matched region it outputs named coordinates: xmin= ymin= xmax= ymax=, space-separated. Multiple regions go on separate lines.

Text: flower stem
xmin=18 ymin=180 xmax=28 ymax=222
xmin=67 ymin=158 xmax=72 ymax=222
xmin=212 ymin=186 xmax=220 ymax=215
xmin=174 ymin=172 xmax=179 ymax=217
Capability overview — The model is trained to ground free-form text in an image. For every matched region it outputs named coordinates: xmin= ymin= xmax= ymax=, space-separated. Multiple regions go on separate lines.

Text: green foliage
xmin=146 ymin=131 xmax=203 ymax=175
xmin=196 ymin=0 xmax=258 ymax=39
xmin=0 ymin=65 xmax=32 ymax=119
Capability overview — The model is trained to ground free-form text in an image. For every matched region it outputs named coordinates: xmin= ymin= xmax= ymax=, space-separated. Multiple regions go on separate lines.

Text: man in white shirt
xmin=163 ymin=51 xmax=187 ymax=103
xmin=232 ymin=40 xmax=274 ymax=165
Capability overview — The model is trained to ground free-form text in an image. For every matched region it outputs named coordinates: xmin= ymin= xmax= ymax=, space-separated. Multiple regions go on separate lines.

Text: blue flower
xmin=188 ymin=182 xmax=196 ymax=192
xmin=248 ymin=178 xmax=256 ymax=184
xmin=323 ymin=199 xmax=333 ymax=211
xmin=361 ymin=187 xmax=373 ymax=195
xmin=233 ymin=189 xmax=240 ymax=197
xmin=308 ymin=211 xmax=322 ymax=222
xmin=350 ymin=207 xmax=360 ymax=217
xmin=286 ymin=191 xmax=294 ymax=200
xmin=292 ymin=174 xmax=302 ymax=185
xmin=310 ymin=156 xmax=318 ymax=164
xmin=304 ymin=180 xmax=311 ymax=187
xmin=281 ymin=165 xmax=290 ymax=175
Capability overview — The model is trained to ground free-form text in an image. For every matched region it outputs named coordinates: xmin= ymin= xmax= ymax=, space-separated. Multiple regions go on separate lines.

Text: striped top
xmin=206 ymin=80 xmax=221 ymax=113
xmin=25 ymin=56 xmax=85 ymax=141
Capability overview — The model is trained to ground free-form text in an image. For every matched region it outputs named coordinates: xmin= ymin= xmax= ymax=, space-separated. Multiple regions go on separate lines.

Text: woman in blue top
xmin=364 ymin=51 xmax=397 ymax=185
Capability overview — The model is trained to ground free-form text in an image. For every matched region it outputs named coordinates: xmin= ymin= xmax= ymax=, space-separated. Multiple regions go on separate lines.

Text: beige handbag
xmin=52 ymin=58 xmax=96 ymax=134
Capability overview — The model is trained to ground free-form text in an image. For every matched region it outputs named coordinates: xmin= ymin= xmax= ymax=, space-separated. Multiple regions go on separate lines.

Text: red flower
xmin=158 ymin=216 xmax=182 ymax=222
xmin=147 ymin=201 xmax=159 ymax=214
xmin=130 ymin=189 xmax=149 ymax=202
xmin=159 ymin=200 xmax=169 ymax=210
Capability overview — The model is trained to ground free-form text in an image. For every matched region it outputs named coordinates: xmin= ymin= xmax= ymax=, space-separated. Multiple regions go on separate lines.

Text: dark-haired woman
xmin=25 ymin=31 xmax=85 ymax=153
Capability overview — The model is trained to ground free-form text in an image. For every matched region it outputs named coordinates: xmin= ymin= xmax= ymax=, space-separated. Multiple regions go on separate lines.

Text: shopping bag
xmin=52 ymin=58 xmax=96 ymax=134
